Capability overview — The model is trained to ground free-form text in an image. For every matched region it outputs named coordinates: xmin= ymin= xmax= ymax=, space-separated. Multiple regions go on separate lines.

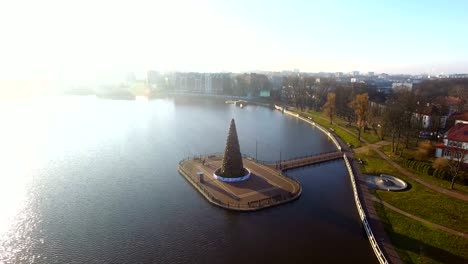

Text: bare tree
xmin=367 ymin=102 xmax=385 ymax=139
xmin=434 ymin=150 xmax=467 ymax=189
xmin=383 ymin=90 xmax=417 ymax=155
xmin=448 ymin=150 xmax=467 ymax=189
xmin=383 ymin=101 xmax=401 ymax=153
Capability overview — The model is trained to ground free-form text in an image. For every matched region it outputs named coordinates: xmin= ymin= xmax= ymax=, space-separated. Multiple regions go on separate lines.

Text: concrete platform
xmin=178 ymin=155 xmax=301 ymax=211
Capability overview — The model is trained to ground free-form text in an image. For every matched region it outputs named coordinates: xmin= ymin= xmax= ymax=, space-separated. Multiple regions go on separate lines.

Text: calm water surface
xmin=0 ymin=96 xmax=375 ymax=263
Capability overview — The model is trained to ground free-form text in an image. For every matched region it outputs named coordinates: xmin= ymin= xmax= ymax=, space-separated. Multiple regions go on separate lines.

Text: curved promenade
xmin=279 ymin=107 xmax=399 ymax=264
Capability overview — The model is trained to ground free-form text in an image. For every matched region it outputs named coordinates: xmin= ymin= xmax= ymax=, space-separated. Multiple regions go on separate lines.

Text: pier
xmin=178 ymin=154 xmax=301 ymax=211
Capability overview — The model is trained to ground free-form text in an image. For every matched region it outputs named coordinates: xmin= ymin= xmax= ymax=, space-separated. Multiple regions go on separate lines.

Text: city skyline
xmin=1 ymin=0 xmax=467 ymax=90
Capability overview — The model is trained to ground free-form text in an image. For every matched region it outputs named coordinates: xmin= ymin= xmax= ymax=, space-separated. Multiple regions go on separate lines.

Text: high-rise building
xmin=335 ymin=72 xmax=343 ymax=78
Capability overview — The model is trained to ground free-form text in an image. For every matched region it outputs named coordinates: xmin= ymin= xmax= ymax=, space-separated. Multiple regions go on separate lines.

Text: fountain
xmin=365 ymin=174 xmax=407 ymax=191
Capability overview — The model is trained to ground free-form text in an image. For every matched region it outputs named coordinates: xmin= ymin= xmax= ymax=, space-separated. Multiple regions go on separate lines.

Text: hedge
xmin=405 ymin=158 xmax=467 ymax=185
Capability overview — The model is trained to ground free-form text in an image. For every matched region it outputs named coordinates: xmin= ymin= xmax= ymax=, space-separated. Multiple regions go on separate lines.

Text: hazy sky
xmin=1 ymin=0 xmax=467 ymax=87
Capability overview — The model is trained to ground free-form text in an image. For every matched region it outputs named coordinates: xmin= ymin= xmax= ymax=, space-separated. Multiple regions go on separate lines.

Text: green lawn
xmin=288 ymin=106 xmax=468 ymax=261
xmin=374 ymin=202 xmax=468 ymax=264
xmin=297 ymin=111 xmax=363 ymax=148
xmin=355 ymin=125 xmax=382 ymax=144
xmin=380 ymin=144 xmax=416 ymax=161
xmin=302 ymin=110 xmax=381 ymax=144
xmin=379 ymin=145 xmax=468 ymax=194
xmin=355 ymin=150 xmax=468 ymax=233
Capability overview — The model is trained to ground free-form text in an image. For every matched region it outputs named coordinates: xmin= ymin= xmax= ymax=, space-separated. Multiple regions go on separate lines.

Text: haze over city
xmin=1 ymin=1 xmax=468 ymax=263
xmin=1 ymin=0 xmax=467 ymax=90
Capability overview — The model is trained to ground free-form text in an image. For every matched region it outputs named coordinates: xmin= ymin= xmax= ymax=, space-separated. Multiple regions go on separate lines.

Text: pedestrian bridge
xmin=261 ymin=151 xmax=344 ymax=171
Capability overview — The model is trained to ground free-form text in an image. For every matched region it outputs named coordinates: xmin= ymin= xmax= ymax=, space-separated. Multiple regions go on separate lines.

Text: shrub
xmin=403 ymin=158 xmax=467 ymax=186
xmin=427 ymin=167 xmax=434 ymax=175
xmin=433 ymin=157 xmax=449 ymax=170
xmin=414 ymin=141 xmax=433 ymax=161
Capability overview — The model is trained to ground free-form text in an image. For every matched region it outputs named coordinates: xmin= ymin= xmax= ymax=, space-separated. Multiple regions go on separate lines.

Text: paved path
xmin=302 ymin=111 xmax=468 ymax=263
xmin=372 ymin=148 xmax=468 ymax=202
xmin=372 ymin=196 xmax=468 ymax=239
xmin=349 ymin=156 xmax=403 ymax=264
xmin=311 ymin=112 xmax=468 ymax=202
xmin=355 ymin=141 xmax=391 ymax=154
xmin=179 ymin=155 xmax=301 ymax=211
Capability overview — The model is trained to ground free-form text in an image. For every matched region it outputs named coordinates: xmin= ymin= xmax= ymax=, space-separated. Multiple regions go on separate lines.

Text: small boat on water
xmin=234 ymin=100 xmax=247 ymax=107
xmin=226 ymin=100 xmax=248 ymax=108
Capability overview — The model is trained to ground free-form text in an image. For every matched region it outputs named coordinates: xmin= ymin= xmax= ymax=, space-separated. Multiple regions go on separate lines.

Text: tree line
xmin=279 ymin=76 xmax=468 ymax=189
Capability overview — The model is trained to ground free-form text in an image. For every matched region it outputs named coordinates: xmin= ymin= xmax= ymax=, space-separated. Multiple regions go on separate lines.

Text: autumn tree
xmin=349 ymin=93 xmax=369 ymax=141
xmin=323 ymin=92 xmax=336 ymax=124
xmin=433 ymin=157 xmax=449 ymax=170
xmin=414 ymin=141 xmax=432 ymax=161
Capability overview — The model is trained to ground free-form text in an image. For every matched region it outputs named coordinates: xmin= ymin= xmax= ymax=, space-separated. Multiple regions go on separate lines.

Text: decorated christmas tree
xmin=220 ymin=119 xmax=245 ymax=177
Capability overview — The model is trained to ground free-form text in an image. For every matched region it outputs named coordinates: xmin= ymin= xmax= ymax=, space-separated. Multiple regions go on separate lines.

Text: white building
xmin=434 ymin=122 xmax=468 ymax=166
xmin=204 ymin=73 xmax=212 ymax=94
xmin=413 ymin=102 xmax=448 ymax=130
xmin=392 ymin=82 xmax=413 ymax=90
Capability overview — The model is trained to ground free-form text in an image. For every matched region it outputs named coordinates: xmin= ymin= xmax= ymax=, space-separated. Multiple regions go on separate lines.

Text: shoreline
xmin=279 ymin=107 xmax=394 ymax=264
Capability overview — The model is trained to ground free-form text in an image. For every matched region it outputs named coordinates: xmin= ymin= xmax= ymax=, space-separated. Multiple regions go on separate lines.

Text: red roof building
xmin=434 ymin=122 xmax=468 ymax=167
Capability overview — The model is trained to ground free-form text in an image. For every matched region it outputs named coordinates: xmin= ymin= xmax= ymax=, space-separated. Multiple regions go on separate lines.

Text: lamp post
xmin=312 ymin=95 xmax=317 ymax=111
xmin=255 ymin=139 xmax=258 ymax=161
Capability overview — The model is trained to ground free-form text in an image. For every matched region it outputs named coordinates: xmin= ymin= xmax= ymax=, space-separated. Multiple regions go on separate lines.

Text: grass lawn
xmin=374 ymin=202 xmax=468 ymax=264
xmin=355 ymin=150 xmax=468 ymax=233
xmin=303 ymin=110 xmax=381 ymax=144
xmin=379 ymin=145 xmax=468 ymax=194
xmin=358 ymin=126 xmax=382 ymax=144
xmin=297 ymin=111 xmax=363 ymax=148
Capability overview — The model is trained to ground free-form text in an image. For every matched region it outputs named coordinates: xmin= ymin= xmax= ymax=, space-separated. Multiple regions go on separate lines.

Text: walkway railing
xmin=343 ymin=154 xmax=389 ymax=264
xmin=184 ymin=151 xmax=341 ymax=171
xmin=178 ymin=156 xmax=301 ymax=210
xmin=269 ymin=151 xmax=343 ymax=170
xmin=275 ymin=105 xmax=389 ymax=264
xmin=278 ymin=107 xmax=342 ymax=151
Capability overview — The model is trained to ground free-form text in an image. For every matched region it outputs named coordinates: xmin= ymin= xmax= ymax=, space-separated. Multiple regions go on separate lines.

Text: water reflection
xmin=0 ymin=96 xmax=374 ymax=263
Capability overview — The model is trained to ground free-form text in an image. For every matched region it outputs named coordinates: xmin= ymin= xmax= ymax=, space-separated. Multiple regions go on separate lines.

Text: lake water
xmin=0 ymin=96 xmax=375 ymax=263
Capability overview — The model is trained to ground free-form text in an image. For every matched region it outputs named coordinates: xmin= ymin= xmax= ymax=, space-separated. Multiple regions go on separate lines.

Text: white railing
xmin=277 ymin=105 xmax=388 ymax=264
xmin=343 ymin=154 xmax=389 ymax=264
xmin=282 ymin=109 xmax=342 ymax=151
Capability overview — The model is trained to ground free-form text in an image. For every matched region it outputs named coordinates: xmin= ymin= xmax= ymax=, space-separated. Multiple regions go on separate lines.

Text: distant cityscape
xmin=80 ymin=70 xmax=468 ymax=98
xmin=145 ymin=70 xmax=468 ymax=93
xmin=100 ymin=69 xmax=467 ymax=149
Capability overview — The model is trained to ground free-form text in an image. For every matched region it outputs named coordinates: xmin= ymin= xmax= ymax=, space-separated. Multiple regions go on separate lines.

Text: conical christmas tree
xmin=220 ymin=119 xmax=245 ymax=177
